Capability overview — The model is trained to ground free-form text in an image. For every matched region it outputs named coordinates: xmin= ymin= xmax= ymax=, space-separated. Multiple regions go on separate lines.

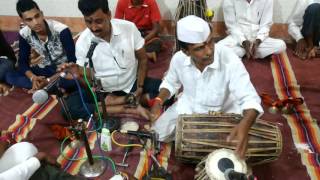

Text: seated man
xmin=0 ymin=30 xmax=16 ymax=96
xmin=0 ymin=132 xmax=83 ymax=180
xmin=59 ymin=0 xmax=161 ymax=120
xmin=150 ymin=15 xmax=263 ymax=158
xmin=218 ymin=0 xmax=286 ymax=60
xmin=288 ymin=0 xmax=320 ymax=60
xmin=115 ymin=0 xmax=162 ymax=62
xmin=6 ymin=0 xmax=76 ymax=93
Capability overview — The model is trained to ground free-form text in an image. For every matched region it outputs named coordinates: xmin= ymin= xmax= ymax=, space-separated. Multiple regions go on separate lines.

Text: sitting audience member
xmin=0 ymin=132 xmax=84 ymax=180
xmin=218 ymin=0 xmax=286 ymax=60
xmin=288 ymin=0 xmax=320 ymax=59
xmin=115 ymin=0 xmax=162 ymax=62
xmin=59 ymin=0 xmax=161 ymax=120
xmin=0 ymin=30 xmax=16 ymax=96
xmin=150 ymin=16 xmax=263 ymax=158
xmin=5 ymin=0 xmax=76 ymax=93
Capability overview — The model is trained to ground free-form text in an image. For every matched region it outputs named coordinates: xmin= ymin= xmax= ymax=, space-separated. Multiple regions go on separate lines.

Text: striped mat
xmin=57 ymin=132 xmax=97 ymax=175
xmin=7 ymin=95 xmax=58 ymax=142
xmin=134 ymin=143 xmax=172 ymax=179
xmin=58 ymin=134 xmax=172 ymax=178
xmin=271 ymin=52 xmax=320 ymax=179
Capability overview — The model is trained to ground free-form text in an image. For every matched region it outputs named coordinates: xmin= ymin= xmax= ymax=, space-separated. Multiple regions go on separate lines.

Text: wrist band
xmin=30 ymin=75 xmax=34 ymax=82
xmin=154 ymin=97 xmax=163 ymax=105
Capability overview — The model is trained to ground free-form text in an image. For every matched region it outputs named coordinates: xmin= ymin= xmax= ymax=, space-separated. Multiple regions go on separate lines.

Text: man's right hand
xmin=150 ymin=100 xmax=162 ymax=122
xmin=242 ymin=40 xmax=252 ymax=60
xmin=57 ymin=62 xmax=81 ymax=80
xmin=29 ymin=75 xmax=46 ymax=93
xmin=294 ymin=38 xmax=308 ymax=59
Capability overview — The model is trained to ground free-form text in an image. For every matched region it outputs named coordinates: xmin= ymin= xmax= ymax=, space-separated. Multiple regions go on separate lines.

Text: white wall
xmin=0 ymin=0 xmax=297 ymax=23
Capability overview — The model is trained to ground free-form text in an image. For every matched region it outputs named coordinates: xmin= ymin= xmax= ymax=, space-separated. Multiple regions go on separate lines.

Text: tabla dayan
xmin=175 ymin=113 xmax=282 ymax=165
xmin=194 ymin=148 xmax=247 ymax=180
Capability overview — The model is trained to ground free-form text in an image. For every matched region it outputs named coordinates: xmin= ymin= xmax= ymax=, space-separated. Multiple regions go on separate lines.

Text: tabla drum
xmin=175 ymin=113 xmax=282 ymax=165
xmin=194 ymin=149 xmax=247 ymax=180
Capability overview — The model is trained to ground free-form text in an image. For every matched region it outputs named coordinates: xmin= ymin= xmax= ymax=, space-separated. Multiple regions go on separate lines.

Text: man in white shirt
xmin=60 ymin=0 xmax=161 ymax=119
xmin=288 ymin=0 xmax=320 ymax=59
xmin=150 ymin=15 xmax=263 ymax=158
xmin=218 ymin=0 xmax=286 ymax=60
xmin=0 ymin=139 xmax=83 ymax=180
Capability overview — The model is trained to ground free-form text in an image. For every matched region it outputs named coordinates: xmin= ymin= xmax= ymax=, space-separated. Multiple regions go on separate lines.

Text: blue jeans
xmin=0 ymin=58 xmax=14 ymax=82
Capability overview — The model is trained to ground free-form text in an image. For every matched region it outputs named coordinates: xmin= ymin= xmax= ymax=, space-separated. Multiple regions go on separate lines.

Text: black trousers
xmin=111 ymin=77 xmax=162 ymax=99
xmin=301 ymin=3 xmax=320 ymax=46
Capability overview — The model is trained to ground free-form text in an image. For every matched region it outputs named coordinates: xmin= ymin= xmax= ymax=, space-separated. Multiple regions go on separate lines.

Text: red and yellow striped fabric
xmin=271 ymin=52 xmax=320 ymax=180
xmin=7 ymin=95 xmax=58 ymax=142
xmin=57 ymin=132 xmax=97 ymax=175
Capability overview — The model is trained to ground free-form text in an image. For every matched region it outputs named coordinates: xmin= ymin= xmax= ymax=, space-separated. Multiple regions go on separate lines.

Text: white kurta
xmin=0 ymin=142 xmax=40 ymax=180
xmin=76 ymin=19 xmax=145 ymax=93
xmin=153 ymin=44 xmax=263 ymax=141
xmin=288 ymin=0 xmax=320 ymax=42
xmin=218 ymin=0 xmax=286 ymax=58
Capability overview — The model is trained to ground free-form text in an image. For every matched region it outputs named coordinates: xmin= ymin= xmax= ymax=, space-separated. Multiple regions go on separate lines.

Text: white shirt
xmin=223 ymin=0 xmax=273 ymax=45
xmin=76 ymin=19 xmax=145 ymax=93
xmin=160 ymin=44 xmax=263 ymax=115
xmin=288 ymin=0 xmax=320 ymax=42
xmin=0 ymin=157 xmax=40 ymax=180
xmin=0 ymin=142 xmax=40 ymax=180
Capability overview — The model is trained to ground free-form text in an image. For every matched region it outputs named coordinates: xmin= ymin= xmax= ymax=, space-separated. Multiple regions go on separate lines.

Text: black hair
xmin=16 ymin=0 xmax=40 ymax=18
xmin=78 ymin=0 xmax=110 ymax=16
xmin=0 ymin=30 xmax=17 ymax=63
xmin=178 ymin=40 xmax=192 ymax=51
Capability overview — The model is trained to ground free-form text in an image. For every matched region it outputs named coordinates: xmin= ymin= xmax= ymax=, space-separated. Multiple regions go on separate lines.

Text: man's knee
xmin=5 ymin=71 xmax=15 ymax=84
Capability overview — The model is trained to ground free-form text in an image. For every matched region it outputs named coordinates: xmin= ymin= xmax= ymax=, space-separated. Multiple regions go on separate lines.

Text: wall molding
xmin=0 ymin=15 xmax=291 ymax=42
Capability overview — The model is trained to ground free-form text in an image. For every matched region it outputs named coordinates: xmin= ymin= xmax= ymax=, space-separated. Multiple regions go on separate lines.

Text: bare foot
xmin=0 ymin=83 xmax=12 ymax=96
xmin=307 ymin=47 xmax=317 ymax=59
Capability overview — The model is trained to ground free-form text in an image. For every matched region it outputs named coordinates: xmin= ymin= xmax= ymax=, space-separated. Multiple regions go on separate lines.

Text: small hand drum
xmin=175 ymin=113 xmax=282 ymax=165
xmin=194 ymin=148 xmax=247 ymax=180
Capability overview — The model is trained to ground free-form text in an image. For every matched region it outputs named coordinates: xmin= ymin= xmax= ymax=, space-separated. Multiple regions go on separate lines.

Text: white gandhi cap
xmin=177 ymin=15 xmax=210 ymax=44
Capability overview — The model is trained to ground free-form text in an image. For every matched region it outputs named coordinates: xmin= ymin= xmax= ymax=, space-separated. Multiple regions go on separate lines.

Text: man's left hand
xmin=57 ymin=62 xmax=81 ymax=80
xmin=227 ymin=120 xmax=250 ymax=159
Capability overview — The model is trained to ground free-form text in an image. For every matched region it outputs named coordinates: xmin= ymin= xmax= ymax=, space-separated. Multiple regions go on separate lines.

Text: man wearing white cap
xmin=150 ymin=15 xmax=263 ymax=158
xmin=218 ymin=0 xmax=286 ymax=60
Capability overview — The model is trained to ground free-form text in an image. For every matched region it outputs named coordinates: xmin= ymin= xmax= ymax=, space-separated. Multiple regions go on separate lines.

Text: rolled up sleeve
xmin=159 ymin=55 xmax=182 ymax=98
xmin=288 ymin=1 xmax=306 ymax=42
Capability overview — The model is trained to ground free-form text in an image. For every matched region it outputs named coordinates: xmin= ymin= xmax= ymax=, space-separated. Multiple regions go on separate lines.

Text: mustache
xmin=201 ymin=56 xmax=212 ymax=61
xmin=92 ymin=30 xmax=102 ymax=33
